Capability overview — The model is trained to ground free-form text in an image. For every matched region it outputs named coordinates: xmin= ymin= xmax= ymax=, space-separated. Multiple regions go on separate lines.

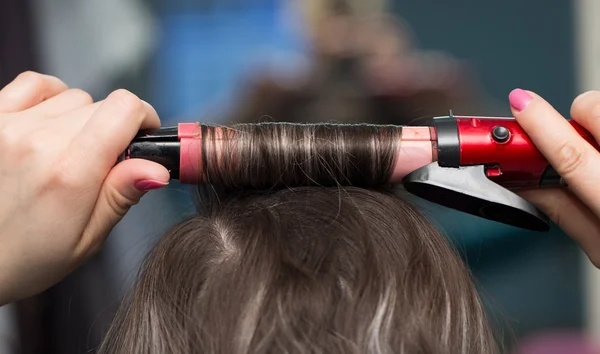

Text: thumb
xmin=76 ymin=159 xmax=170 ymax=260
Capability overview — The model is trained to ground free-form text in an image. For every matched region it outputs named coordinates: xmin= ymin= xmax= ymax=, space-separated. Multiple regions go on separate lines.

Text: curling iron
xmin=119 ymin=114 xmax=599 ymax=232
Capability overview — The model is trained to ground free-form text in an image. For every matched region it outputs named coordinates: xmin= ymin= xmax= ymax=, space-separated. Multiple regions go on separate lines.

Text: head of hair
xmin=98 ymin=123 xmax=498 ymax=354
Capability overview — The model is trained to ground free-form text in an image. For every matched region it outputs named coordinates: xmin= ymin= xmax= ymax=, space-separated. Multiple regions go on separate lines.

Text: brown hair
xmin=200 ymin=123 xmax=400 ymax=190
xmin=98 ymin=123 xmax=498 ymax=354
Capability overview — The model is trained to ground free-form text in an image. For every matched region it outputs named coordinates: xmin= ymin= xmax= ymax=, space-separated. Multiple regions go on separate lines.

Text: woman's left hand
xmin=510 ymin=89 xmax=600 ymax=267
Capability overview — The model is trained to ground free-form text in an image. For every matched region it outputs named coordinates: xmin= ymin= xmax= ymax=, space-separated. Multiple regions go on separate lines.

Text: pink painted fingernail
xmin=509 ymin=88 xmax=533 ymax=112
xmin=134 ymin=179 xmax=168 ymax=191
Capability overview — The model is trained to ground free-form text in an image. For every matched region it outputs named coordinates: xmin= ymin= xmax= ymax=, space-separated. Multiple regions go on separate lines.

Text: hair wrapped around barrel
xmin=198 ymin=123 xmax=403 ymax=190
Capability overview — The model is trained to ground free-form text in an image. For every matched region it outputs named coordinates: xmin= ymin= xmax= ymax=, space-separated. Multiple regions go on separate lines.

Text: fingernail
xmin=135 ymin=179 xmax=168 ymax=191
xmin=509 ymin=88 xmax=533 ymax=112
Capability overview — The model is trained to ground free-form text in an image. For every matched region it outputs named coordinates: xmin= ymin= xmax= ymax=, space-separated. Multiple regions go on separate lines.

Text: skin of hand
xmin=0 ymin=72 xmax=170 ymax=305
xmin=509 ymin=88 xmax=600 ymax=267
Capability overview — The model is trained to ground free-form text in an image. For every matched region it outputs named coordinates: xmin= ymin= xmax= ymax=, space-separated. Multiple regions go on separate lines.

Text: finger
xmin=570 ymin=90 xmax=600 ymax=142
xmin=509 ymin=88 xmax=600 ymax=215
xmin=520 ymin=188 xmax=600 ymax=267
xmin=0 ymin=72 xmax=69 ymax=113
xmin=25 ymin=88 xmax=93 ymax=119
xmin=66 ymin=89 xmax=160 ymax=179
xmin=76 ymin=159 xmax=169 ymax=260
xmin=12 ymin=90 xmax=96 ymax=135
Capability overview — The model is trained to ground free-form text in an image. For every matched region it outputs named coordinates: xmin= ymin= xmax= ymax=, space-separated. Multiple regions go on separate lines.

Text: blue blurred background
xmin=0 ymin=0 xmax=589 ymax=353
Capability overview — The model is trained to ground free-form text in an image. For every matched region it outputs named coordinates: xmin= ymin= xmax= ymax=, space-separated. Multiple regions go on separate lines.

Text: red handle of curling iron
xmin=403 ymin=115 xmax=600 ymax=232
xmin=453 ymin=116 xmax=599 ymax=189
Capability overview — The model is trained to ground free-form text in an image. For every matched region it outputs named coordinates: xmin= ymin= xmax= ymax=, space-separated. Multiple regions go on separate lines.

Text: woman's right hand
xmin=509 ymin=89 xmax=600 ymax=267
xmin=0 ymin=72 xmax=170 ymax=305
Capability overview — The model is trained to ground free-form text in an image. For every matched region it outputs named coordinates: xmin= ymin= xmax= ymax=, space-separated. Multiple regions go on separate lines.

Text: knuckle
xmin=16 ymin=71 xmax=45 ymax=85
xmin=14 ymin=71 xmax=67 ymax=100
xmin=554 ymin=141 xmax=588 ymax=178
xmin=66 ymin=88 xmax=93 ymax=105
xmin=48 ymin=160 xmax=86 ymax=190
xmin=108 ymin=89 xmax=143 ymax=114
xmin=24 ymin=136 xmax=46 ymax=156
xmin=0 ymin=126 xmax=52 ymax=157
xmin=8 ymin=130 xmax=47 ymax=158
xmin=571 ymin=90 xmax=600 ymax=119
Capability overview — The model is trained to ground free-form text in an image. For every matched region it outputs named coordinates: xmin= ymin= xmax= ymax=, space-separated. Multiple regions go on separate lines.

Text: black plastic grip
xmin=433 ymin=116 xmax=460 ymax=167
xmin=116 ymin=126 xmax=181 ymax=179
xmin=127 ymin=141 xmax=181 ymax=179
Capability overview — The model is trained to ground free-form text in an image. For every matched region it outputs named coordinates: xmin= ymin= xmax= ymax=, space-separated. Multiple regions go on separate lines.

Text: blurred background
xmin=0 ymin=0 xmax=596 ymax=353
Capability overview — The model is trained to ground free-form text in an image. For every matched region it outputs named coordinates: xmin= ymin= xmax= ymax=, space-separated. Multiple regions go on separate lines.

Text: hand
xmin=509 ymin=88 xmax=600 ymax=267
xmin=0 ymin=72 xmax=170 ymax=305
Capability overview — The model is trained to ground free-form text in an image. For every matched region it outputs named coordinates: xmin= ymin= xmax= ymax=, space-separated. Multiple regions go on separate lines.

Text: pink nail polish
xmin=135 ymin=179 xmax=168 ymax=191
xmin=509 ymin=88 xmax=533 ymax=112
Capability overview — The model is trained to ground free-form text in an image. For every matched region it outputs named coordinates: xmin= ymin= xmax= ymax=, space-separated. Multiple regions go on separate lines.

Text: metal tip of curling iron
xmin=402 ymin=162 xmax=550 ymax=232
